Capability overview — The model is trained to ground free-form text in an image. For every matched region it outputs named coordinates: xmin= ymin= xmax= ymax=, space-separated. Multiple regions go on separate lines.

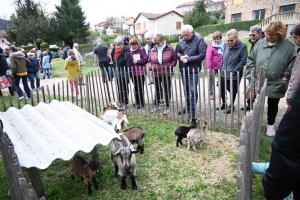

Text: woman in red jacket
xmin=148 ymin=33 xmax=177 ymax=115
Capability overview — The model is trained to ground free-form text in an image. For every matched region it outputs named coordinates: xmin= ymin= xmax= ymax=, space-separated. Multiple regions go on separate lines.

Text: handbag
xmin=0 ymin=76 xmax=11 ymax=89
xmin=246 ymin=83 xmax=256 ymax=100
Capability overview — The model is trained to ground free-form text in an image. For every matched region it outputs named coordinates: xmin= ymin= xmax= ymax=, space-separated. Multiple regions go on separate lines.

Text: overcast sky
xmin=1 ymin=0 xmax=195 ymax=28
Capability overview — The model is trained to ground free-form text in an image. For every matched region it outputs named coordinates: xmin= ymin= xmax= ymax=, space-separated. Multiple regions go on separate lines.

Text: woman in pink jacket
xmin=206 ymin=31 xmax=224 ymax=100
xmin=149 ymin=33 xmax=177 ymax=115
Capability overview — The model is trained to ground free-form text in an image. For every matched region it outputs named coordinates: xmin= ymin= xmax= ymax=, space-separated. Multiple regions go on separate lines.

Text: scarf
xmin=229 ymin=39 xmax=240 ymax=50
xmin=115 ymin=46 xmax=124 ymax=60
xmin=212 ymin=40 xmax=224 ymax=55
xmin=156 ymin=42 xmax=166 ymax=64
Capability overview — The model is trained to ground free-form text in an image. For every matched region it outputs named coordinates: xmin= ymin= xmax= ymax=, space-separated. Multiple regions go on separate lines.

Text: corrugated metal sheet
xmin=0 ymin=100 xmax=120 ymax=169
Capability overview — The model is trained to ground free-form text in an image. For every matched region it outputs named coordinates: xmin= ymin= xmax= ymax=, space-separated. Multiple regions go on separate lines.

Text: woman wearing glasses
xmin=246 ymin=21 xmax=297 ymax=136
xmin=148 ymin=33 xmax=177 ymax=115
xmin=216 ymin=29 xmax=248 ymax=114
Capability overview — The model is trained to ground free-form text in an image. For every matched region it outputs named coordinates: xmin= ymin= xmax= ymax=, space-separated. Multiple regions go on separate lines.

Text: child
xmin=64 ymin=49 xmax=81 ymax=100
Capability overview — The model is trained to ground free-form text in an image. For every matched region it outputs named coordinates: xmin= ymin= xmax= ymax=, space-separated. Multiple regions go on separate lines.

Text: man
xmin=73 ymin=43 xmax=84 ymax=85
xmin=263 ymin=85 xmax=300 ymax=199
xmin=241 ymin=25 xmax=264 ymax=111
xmin=176 ymin=24 xmax=207 ymax=120
xmin=93 ymin=38 xmax=113 ymax=83
xmin=62 ymin=45 xmax=70 ymax=60
xmin=144 ymin=31 xmax=155 ymax=85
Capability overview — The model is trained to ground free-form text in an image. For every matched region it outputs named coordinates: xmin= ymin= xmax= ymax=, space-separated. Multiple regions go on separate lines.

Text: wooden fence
xmin=236 ymin=67 xmax=267 ymax=199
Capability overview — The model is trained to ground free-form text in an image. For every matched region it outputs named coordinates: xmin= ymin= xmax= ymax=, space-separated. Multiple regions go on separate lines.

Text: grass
xmin=0 ymin=116 xmax=241 ymax=199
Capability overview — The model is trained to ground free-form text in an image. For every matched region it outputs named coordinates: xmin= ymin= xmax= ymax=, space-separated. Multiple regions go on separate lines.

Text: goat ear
xmin=113 ymin=149 xmax=121 ymax=157
xmin=129 ymin=145 xmax=138 ymax=153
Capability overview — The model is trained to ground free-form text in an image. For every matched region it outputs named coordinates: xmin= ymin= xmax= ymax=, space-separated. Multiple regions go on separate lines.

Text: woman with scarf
xmin=113 ymin=37 xmax=132 ymax=110
xmin=216 ymin=29 xmax=248 ymax=114
xmin=148 ymin=33 xmax=177 ymax=115
xmin=206 ymin=31 xmax=224 ymax=100
xmin=129 ymin=37 xmax=148 ymax=109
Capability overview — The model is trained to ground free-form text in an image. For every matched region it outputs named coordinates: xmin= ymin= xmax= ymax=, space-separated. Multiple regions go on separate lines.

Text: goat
xmin=111 ymin=134 xmax=138 ymax=190
xmin=122 ymin=126 xmax=145 ymax=154
xmin=100 ymin=109 xmax=129 ymax=132
xmin=71 ymin=155 xmax=99 ymax=195
xmin=174 ymin=119 xmax=197 ymax=147
xmin=186 ymin=121 xmax=209 ymax=151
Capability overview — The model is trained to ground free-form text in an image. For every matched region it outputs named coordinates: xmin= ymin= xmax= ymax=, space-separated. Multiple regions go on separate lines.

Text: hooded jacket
xmin=130 ymin=44 xmax=148 ymax=76
xmin=64 ymin=57 xmax=81 ymax=81
xmin=113 ymin=46 xmax=132 ymax=81
xmin=27 ymin=57 xmax=40 ymax=74
xmin=10 ymin=51 xmax=30 ymax=76
xmin=0 ymin=47 xmax=9 ymax=75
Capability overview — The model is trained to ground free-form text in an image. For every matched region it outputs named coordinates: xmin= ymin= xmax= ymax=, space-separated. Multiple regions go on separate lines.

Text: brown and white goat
xmin=186 ymin=121 xmax=209 ymax=151
xmin=100 ymin=109 xmax=129 ymax=133
xmin=71 ymin=155 xmax=99 ymax=195
xmin=122 ymin=126 xmax=145 ymax=154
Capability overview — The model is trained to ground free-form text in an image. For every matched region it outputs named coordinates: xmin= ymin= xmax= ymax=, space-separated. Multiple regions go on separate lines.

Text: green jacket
xmin=246 ymin=38 xmax=296 ymax=98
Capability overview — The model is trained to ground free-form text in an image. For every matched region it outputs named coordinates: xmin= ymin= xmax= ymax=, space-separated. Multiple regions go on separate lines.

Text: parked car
xmin=49 ymin=44 xmax=59 ymax=49
xmin=51 ymin=51 xmax=59 ymax=58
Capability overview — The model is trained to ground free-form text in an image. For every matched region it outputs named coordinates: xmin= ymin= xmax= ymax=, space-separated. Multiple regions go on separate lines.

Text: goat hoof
xmin=132 ymin=186 xmax=138 ymax=190
xmin=121 ymin=186 xmax=127 ymax=190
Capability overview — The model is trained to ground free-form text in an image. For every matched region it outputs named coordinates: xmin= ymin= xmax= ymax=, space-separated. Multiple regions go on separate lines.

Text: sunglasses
xmin=227 ymin=40 xmax=235 ymax=42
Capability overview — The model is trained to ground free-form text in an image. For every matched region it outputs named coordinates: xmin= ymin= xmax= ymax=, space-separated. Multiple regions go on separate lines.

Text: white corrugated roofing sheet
xmin=0 ymin=100 xmax=120 ymax=169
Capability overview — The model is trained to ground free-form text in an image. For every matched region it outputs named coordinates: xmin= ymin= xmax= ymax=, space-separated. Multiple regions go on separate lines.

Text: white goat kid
xmin=100 ymin=110 xmax=129 ymax=132
xmin=186 ymin=121 xmax=209 ymax=151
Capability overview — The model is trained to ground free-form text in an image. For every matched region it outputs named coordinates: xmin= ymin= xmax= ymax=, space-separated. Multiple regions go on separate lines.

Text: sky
xmin=0 ymin=0 xmax=193 ymax=28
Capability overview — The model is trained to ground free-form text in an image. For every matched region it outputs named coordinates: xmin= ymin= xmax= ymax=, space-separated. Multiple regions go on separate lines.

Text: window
xmin=280 ymin=4 xmax=295 ymax=13
xmin=136 ymin=23 xmax=141 ymax=30
xmin=253 ymin=9 xmax=265 ymax=19
xmin=143 ymin=22 xmax=146 ymax=29
xmin=176 ymin=22 xmax=181 ymax=30
xmin=232 ymin=13 xmax=241 ymax=22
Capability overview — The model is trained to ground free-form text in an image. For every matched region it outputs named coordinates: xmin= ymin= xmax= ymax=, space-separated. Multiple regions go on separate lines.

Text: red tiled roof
xmin=134 ymin=10 xmax=183 ymax=23
xmin=137 ymin=30 xmax=148 ymax=35
xmin=176 ymin=2 xmax=196 ymax=9
xmin=94 ymin=21 xmax=106 ymax=27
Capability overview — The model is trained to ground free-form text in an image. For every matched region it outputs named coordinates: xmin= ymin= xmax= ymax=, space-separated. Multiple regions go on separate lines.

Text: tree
xmin=183 ymin=0 xmax=210 ymax=28
xmin=55 ymin=0 xmax=90 ymax=46
xmin=104 ymin=16 xmax=115 ymax=29
xmin=5 ymin=0 xmax=51 ymax=49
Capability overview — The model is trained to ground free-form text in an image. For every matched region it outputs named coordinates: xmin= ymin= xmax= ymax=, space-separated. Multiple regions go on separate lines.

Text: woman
xmin=206 ymin=31 xmax=224 ymax=100
xmin=27 ymin=52 xmax=40 ymax=90
xmin=246 ymin=21 xmax=297 ymax=136
xmin=109 ymin=43 xmax=115 ymax=81
xmin=64 ymin=49 xmax=81 ymax=100
xmin=129 ymin=37 xmax=148 ymax=109
xmin=217 ymin=29 xmax=248 ymax=114
xmin=9 ymin=46 xmax=31 ymax=100
xmin=148 ymin=33 xmax=177 ymax=115
xmin=42 ymin=51 xmax=51 ymax=79
xmin=0 ymin=47 xmax=14 ymax=97
xmin=113 ymin=37 xmax=132 ymax=110
xmin=286 ymin=24 xmax=300 ymax=106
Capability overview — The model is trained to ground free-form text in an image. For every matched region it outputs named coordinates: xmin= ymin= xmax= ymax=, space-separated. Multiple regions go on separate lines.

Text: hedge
xmin=195 ymin=19 xmax=263 ymax=37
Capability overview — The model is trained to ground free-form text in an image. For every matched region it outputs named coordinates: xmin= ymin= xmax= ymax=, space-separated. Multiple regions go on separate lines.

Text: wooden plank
xmin=27 ymin=167 xmax=45 ymax=199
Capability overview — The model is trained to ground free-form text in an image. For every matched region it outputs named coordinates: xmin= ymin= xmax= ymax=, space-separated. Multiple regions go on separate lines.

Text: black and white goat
xmin=122 ymin=126 xmax=145 ymax=154
xmin=71 ymin=155 xmax=99 ymax=195
xmin=174 ymin=119 xmax=197 ymax=147
xmin=111 ymin=134 xmax=138 ymax=190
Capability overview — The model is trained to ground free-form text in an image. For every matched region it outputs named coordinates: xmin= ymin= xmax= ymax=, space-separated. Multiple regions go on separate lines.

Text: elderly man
xmin=73 ymin=43 xmax=84 ymax=85
xmin=241 ymin=25 xmax=264 ymax=111
xmin=145 ymin=31 xmax=155 ymax=85
xmin=176 ymin=24 xmax=207 ymax=120
xmin=94 ymin=38 xmax=113 ymax=83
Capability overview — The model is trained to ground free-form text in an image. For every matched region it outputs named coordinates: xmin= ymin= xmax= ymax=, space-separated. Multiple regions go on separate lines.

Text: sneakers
xmin=163 ymin=107 xmax=170 ymax=115
xmin=267 ymin=125 xmax=275 ymax=136
xmin=77 ymin=95 xmax=81 ymax=100
xmin=151 ymin=106 xmax=160 ymax=113
xmin=209 ymin=94 xmax=214 ymax=100
xmin=216 ymin=104 xmax=226 ymax=110
xmin=241 ymin=105 xmax=250 ymax=111
xmin=18 ymin=96 xmax=24 ymax=100
xmin=178 ymin=108 xmax=186 ymax=115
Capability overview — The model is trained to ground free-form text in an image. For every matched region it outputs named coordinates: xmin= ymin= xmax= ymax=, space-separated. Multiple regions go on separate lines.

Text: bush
xmin=164 ymin=34 xmax=181 ymax=44
xmin=101 ymin=35 xmax=109 ymax=42
xmin=112 ymin=33 xmax=119 ymax=39
xmin=209 ymin=19 xmax=218 ymax=25
xmin=195 ymin=19 xmax=263 ymax=37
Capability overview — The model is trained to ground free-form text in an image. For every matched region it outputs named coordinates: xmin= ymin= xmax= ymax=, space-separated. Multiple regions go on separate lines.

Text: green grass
xmin=217 ymin=19 xmax=225 ymax=24
xmin=0 ymin=116 xmax=240 ymax=199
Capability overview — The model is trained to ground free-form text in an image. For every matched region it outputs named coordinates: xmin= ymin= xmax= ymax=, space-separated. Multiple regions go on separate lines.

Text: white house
xmin=133 ymin=10 xmax=184 ymax=37
xmin=106 ymin=26 xmax=117 ymax=36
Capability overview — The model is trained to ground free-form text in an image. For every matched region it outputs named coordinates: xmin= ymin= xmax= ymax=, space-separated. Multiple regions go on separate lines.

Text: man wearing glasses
xmin=176 ymin=24 xmax=207 ymax=120
xmin=241 ymin=25 xmax=264 ymax=111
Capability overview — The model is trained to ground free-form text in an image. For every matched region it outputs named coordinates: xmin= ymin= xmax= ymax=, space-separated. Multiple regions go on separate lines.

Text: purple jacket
xmin=130 ymin=44 xmax=148 ymax=76
xmin=148 ymin=43 xmax=177 ymax=77
xmin=206 ymin=44 xmax=222 ymax=73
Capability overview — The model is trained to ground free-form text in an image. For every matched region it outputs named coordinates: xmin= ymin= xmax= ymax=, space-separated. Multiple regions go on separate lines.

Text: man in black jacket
xmin=263 ymin=85 xmax=300 ymax=199
xmin=176 ymin=24 xmax=207 ymax=120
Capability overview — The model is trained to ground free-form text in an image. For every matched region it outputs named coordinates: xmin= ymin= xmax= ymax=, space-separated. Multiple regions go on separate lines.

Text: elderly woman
xmin=129 ymin=37 xmax=148 ymax=109
xmin=246 ymin=21 xmax=297 ymax=136
xmin=206 ymin=31 xmax=224 ymax=100
xmin=148 ymin=33 xmax=177 ymax=115
xmin=217 ymin=29 xmax=248 ymax=114
xmin=286 ymin=24 xmax=300 ymax=105
xmin=113 ymin=36 xmax=132 ymax=110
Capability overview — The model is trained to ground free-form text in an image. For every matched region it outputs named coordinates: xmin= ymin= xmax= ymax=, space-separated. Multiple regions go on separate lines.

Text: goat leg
xmin=114 ymin=164 xmax=118 ymax=177
xmin=92 ymin=177 xmax=99 ymax=191
xmin=87 ymin=181 xmax=92 ymax=196
xmin=121 ymin=175 xmax=127 ymax=190
xmin=140 ymin=145 xmax=144 ymax=154
xmin=70 ymin=174 xmax=75 ymax=180
xmin=193 ymin=145 xmax=197 ymax=151
xmin=130 ymin=175 xmax=137 ymax=190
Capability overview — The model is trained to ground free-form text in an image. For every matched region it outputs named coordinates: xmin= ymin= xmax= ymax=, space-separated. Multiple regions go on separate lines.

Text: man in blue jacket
xmin=176 ymin=24 xmax=207 ymax=120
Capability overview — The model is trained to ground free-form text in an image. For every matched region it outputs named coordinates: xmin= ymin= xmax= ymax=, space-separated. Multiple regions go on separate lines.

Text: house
xmin=133 ymin=10 xmax=184 ymax=37
xmin=106 ymin=26 xmax=117 ymax=36
xmin=225 ymin=0 xmax=300 ymax=23
xmin=125 ymin=17 xmax=135 ymax=35
xmin=0 ymin=30 xmax=10 ymax=49
xmin=175 ymin=0 xmax=225 ymax=15
xmin=176 ymin=1 xmax=196 ymax=15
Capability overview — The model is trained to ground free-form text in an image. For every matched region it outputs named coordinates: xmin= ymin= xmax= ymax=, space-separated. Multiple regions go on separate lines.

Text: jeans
xmin=27 ymin=72 xmax=40 ymax=89
xmin=181 ymin=73 xmax=199 ymax=117
xmin=99 ymin=60 xmax=112 ymax=82
xmin=14 ymin=74 xmax=31 ymax=98
xmin=43 ymin=68 xmax=50 ymax=78
xmin=154 ymin=76 xmax=172 ymax=107
xmin=209 ymin=69 xmax=219 ymax=94
xmin=131 ymin=75 xmax=145 ymax=106
xmin=267 ymin=97 xmax=280 ymax=125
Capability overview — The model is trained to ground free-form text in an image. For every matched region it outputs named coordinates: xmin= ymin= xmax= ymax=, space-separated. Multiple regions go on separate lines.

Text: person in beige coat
xmin=286 ymin=24 xmax=300 ymax=105
xmin=73 ymin=43 xmax=84 ymax=85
